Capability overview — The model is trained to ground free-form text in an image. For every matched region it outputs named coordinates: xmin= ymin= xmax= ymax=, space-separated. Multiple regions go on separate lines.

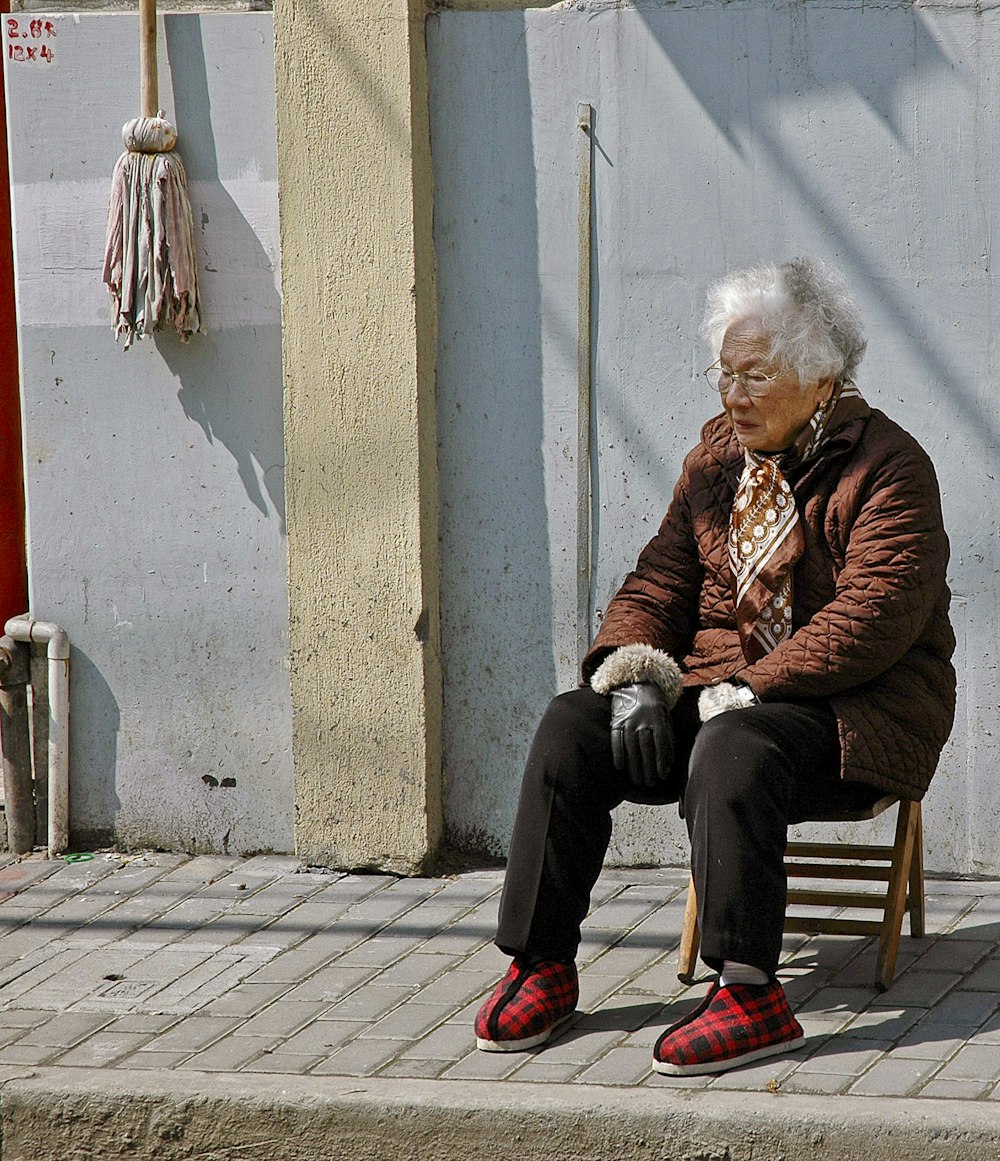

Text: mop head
xmin=103 ymin=115 xmax=203 ymax=350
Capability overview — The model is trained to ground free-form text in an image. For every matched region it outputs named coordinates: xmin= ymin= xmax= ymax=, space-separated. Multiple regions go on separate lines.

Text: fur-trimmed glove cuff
xmin=590 ymin=644 xmax=683 ymax=709
xmin=698 ymin=681 xmax=760 ymax=722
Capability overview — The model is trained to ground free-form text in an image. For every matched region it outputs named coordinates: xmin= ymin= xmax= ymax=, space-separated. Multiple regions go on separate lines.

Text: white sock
xmin=720 ymin=960 xmax=769 ymax=987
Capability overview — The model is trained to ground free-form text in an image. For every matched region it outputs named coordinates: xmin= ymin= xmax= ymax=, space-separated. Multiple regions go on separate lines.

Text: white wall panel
xmin=6 ymin=13 xmax=291 ymax=853
xmin=431 ymin=1 xmax=998 ymax=875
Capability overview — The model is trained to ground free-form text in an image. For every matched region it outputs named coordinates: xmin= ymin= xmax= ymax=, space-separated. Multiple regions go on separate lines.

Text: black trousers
xmin=495 ymin=686 xmax=880 ymax=975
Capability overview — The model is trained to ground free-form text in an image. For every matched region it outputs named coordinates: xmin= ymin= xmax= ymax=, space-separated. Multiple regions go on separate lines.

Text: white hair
xmin=701 ymin=258 xmax=867 ymax=385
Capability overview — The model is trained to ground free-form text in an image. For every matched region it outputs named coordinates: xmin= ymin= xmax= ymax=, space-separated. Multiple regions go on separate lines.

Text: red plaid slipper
xmin=475 ymin=958 xmax=578 ymax=1052
xmin=652 ymin=979 xmax=804 ymax=1075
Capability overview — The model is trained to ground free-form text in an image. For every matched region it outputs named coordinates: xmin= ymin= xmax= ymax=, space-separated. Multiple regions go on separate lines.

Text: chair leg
xmin=677 ymin=875 xmax=700 ymax=985
xmin=876 ymin=799 xmax=920 ymax=992
xmin=908 ymin=802 xmax=925 ymax=939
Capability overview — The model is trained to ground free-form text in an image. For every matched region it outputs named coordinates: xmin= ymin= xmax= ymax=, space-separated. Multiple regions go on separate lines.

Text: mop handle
xmin=139 ymin=0 xmax=158 ymax=118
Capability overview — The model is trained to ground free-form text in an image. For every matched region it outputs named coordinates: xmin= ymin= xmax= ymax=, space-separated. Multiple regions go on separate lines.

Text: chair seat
xmin=677 ymin=796 xmax=924 ymax=992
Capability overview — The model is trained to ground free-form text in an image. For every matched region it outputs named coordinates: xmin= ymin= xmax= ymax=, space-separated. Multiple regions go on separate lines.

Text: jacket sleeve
xmin=741 ymin=437 xmax=950 ymax=700
xmin=582 ymin=455 xmax=704 ymax=682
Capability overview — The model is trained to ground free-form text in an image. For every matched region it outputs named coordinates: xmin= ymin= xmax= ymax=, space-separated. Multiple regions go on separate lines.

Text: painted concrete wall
xmin=275 ymin=0 xmax=443 ymax=873
xmin=5 ymin=13 xmax=292 ymax=853
xmin=431 ymin=1 xmax=1000 ymax=876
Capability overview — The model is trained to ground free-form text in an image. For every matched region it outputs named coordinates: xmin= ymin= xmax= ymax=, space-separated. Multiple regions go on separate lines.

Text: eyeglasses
xmin=703 ymin=360 xmax=782 ymax=399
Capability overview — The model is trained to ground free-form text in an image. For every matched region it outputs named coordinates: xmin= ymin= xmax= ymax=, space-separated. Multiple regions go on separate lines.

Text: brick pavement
xmin=0 ymin=850 xmax=997 ymax=1103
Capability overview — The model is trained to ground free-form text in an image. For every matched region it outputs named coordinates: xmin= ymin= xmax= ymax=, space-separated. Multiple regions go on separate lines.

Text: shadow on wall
xmin=156 ymin=15 xmax=285 ymax=530
xmin=429 ymin=12 xmax=554 ymax=858
xmin=65 ymin=648 xmax=121 ymax=849
xmin=638 ymin=2 xmax=988 ymax=438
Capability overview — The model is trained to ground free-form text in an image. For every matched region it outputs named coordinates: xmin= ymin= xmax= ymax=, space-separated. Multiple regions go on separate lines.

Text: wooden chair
xmin=677 ymin=797 xmax=924 ymax=992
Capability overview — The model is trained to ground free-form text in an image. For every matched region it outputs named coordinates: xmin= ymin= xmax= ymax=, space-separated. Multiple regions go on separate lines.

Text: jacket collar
xmin=700 ymin=401 xmax=872 ymax=473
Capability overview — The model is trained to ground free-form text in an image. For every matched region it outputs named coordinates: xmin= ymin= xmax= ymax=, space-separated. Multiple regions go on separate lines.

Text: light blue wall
xmin=6 ymin=14 xmax=292 ymax=853
xmin=431 ymin=1 xmax=999 ymax=875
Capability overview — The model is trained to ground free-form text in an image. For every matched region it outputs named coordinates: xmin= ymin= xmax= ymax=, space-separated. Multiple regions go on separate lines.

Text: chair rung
xmin=785 ymin=916 xmax=884 ymax=937
xmin=786 ymin=842 xmax=895 ymax=861
xmin=787 ymin=862 xmax=891 ymax=881
xmin=788 ymin=888 xmax=898 ymax=909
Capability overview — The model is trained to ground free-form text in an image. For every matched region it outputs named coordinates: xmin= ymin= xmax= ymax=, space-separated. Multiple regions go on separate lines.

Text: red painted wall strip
xmin=0 ymin=0 xmax=29 ymax=624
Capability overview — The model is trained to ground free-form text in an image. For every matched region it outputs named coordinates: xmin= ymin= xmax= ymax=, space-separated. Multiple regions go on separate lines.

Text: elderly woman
xmin=474 ymin=258 xmax=956 ymax=1075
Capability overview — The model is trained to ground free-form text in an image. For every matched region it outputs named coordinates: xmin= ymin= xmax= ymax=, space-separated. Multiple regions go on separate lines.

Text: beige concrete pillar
xmin=275 ymin=0 xmax=442 ymax=873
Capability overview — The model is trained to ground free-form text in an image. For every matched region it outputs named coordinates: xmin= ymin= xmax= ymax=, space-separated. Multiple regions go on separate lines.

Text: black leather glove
xmin=609 ymin=682 xmax=674 ymax=789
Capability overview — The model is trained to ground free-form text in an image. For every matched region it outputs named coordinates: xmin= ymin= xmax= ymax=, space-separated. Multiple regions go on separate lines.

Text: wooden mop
xmin=102 ymin=0 xmax=202 ymax=349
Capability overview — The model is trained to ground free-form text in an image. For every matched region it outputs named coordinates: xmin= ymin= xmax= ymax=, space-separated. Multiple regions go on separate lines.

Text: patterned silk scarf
xmin=729 ymin=380 xmax=866 ymax=662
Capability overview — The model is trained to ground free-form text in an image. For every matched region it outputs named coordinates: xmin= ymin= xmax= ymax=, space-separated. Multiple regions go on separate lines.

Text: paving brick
xmin=379 ymin=1056 xmax=450 ymax=1079
xmin=276 ymin=965 xmax=378 ymax=1004
xmin=870 ymin=970 xmax=961 ymax=1009
xmin=141 ymin=952 xmax=246 ymax=1007
xmin=178 ymin=1035 xmax=281 ymax=1072
xmin=643 ymin=1069 xmax=713 ymax=1090
xmin=0 ymin=1009 xmax=59 ymax=1029
xmin=328 ymin=933 xmax=425 ymax=969
xmin=240 ymin=1049 xmax=325 ymax=1074
xmin=159 ymin=856 xmax=243 ymax=883
xmin=584 ymin=942 xmax=671 ymax=978
xmin=323 ymin=985 xmax=410 ymax=1022
xmin=919 ymin=1077 xmax=992 ymax=1099
xmin=277 ymin=1020 xmax=367 ymax=1055
xmin=142 ymin=1017 xmax=242 ymax=1054
xmin=573 ymin=1000 xmax=662 ymax=1034
xmin=892 ymin=1023 xmax=967 ymax=1061
xmin=0 ymin=947 xmax=90 ymax=1002
xmin=414 ymin=916 xmax=494 ymax=955
xmin=409 ymin=969 xmax=496 ymax=1010
xmin=796 ymin=1039 xmax=890 ymax=1076
xmin=375 ymin=952 xmax=462 ymax=990
xmin=360 ymin=1002 xmax=450 ymax=1041
xmin=911 ymin=938 xmax=992 ymax=974
xmin=955 ymin=955 xmax=1000 ymax=991
xmin=52 ymin=1031 xmax=151 ymax=1067
xmin=112 ymin=1049 xmax=191 ymax=1070
xmin=920 ymin=989 xmax=999 ymax=1027
xmin=396 ymin=1021 xmax=477 ymax=1062
xmin=847 ymin=1056 xmax=940 ymax=1096
xmin=312 ymin=1037 xmax=409 ymax=1077
xmin=236 ymin=1000 xmax=329 ymax=1038
xmin=840 ymin=1005 xmax=924 ymax=1041
xmin=507 ymin=1057 xmax=584 ymax=1084
xmin=104 ymin=1013 xmax=179 ymax=1034
xmin=796 ymin=986 xmax=874 ymax=1018
xmin=780 ymin=1070 xmax=853 ymax=1095
xmin=199 ymin=982 xmax=292 ymax=1018
xmin=934 ymin=1043 xmax=1000 ymax=1082
xmin=241 ymin=939 xmax=356 ymax=985
xmin=522 ymin=1025 xmax=621 ymax=1066
xmin=440 ymin=1048 xmax=525 ymax=1081
xmin=622 ymin=959 xmax=691 ymax=1000
xmin=12 ymin=1011 xmax=111 ymax=1048
xmin=170 ymin=957 xmax=273 ymax=1014
xmin=574 ymin=1046 xmax=652 ymax=1085
xmin=706 ymin=1054 xmax=801 ymax=1091
xmin=0 ymin=1042 xmax=61 ymax=1064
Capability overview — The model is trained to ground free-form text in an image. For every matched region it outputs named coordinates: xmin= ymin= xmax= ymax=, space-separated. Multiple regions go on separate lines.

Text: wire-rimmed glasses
xmin=703 ymin=360 xmax=782 ymax=399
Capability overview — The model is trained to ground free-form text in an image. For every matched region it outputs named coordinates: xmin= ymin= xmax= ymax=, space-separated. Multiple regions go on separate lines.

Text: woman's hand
xmin=609 ymin=683 xmax=674 ymax=789
xmin=698 ymin=681 xmax=760 ymax=722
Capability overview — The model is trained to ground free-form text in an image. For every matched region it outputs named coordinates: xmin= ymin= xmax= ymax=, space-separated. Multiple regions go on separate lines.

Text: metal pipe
xmin=577 ymin=101 xmax=595 ymax=670
xmin=4 ymin=616 xmax=70 ymax=856
xmin=0 ymin=636 xmax=32 ymax=853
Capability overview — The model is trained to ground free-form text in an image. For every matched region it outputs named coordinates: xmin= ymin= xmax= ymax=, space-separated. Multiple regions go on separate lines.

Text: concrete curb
xmin=1 ymin=1069 xmax=998 ymax=1161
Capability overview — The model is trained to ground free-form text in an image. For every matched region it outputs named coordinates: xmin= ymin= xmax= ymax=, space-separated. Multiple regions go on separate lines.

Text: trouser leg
xmin=683 ymin=701 xmax=846 ymax=976
xmin=494 ymin=688 xmax=623 ymax=961
xmin=495 ymin=686 xmax=700 ymax=962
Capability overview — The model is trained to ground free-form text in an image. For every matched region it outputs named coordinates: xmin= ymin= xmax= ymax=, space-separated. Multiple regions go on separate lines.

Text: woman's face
xmin=719 ymin=319 xmax=833 ymax=453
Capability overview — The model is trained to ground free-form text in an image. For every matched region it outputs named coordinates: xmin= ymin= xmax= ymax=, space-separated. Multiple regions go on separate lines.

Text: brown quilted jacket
xmin=583 ymin=405 xmax=956 ymax=800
